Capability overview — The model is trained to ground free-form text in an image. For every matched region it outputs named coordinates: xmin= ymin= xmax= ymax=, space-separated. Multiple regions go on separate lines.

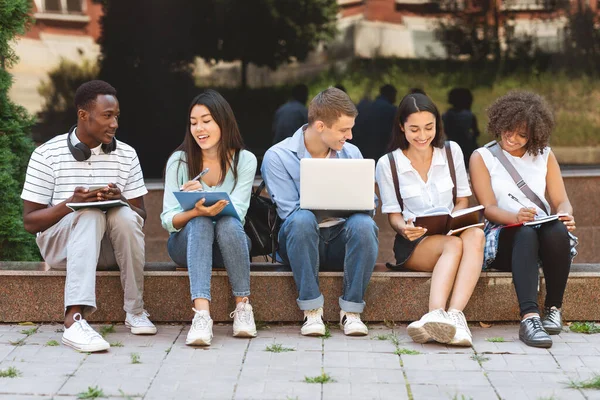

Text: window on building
xmin=41 ymin=0 xmax=84 ymax=14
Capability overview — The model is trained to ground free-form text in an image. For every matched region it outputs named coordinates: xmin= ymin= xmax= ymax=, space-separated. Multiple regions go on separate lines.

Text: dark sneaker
xmin=542 ymin=307 xmax=563 ymax=335
xmin=519 ymin=316 xmax=552 ymax=348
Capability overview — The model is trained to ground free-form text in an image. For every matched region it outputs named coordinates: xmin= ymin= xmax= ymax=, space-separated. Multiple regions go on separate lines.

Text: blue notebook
xmin=173 ymin=191 xmax=240 ymax=221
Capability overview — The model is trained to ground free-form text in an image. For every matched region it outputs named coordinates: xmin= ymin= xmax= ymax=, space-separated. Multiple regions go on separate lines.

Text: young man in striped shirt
xmin=21 ymin=80 xmax=156 ymax=352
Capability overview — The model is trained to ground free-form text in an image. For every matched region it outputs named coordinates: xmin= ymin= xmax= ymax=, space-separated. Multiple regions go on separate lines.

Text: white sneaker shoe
xmin=448 ymin=309 xmax=472 ymax=347
xmin=62 ymin=313 xmax=110 ymax=353
xmin=301 ymin=307 xmax=326 ymax=336
xmin=125 ymin=310 xmax=157 ymax=335
xmin=407 ymin=309 xmax=456 ymax=344
xmin=230 ymin=297 xmax=257 ymax=338
xmin=186 ymin=308 xmax=213 ymax=346
xmin=340 ymin=310 xmax=368 ymax=336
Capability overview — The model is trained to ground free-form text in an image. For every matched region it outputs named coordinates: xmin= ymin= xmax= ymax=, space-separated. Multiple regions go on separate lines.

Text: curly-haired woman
xmin=470 ymin=91 xmax=576 ymax=348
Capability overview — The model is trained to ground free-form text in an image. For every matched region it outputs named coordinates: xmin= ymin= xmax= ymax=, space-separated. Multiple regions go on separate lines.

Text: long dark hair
xmin=388 ymin=93 xmax=445 ymax=152
xmin=174 ymin=89 xmax=245 ymax=187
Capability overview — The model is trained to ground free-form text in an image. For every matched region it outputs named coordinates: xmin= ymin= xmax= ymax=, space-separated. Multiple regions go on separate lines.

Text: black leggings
xmin=490 ymin=220 xmax=571 ymax=316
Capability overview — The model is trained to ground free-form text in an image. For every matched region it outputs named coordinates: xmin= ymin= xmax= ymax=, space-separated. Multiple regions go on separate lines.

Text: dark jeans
xmin=490 ymin=220 xmax=571 ymax=316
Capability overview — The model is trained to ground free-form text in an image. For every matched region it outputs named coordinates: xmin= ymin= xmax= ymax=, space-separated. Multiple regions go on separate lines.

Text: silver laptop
xmin=300 ymin=158 xmax=375 ymax=211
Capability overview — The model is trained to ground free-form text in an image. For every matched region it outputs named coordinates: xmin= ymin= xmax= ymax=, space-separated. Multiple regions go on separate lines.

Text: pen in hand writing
xmin=192 ymin=168 xmax=210 ymax=182
xmin=508 ymin=193 xmax=529 ymax=209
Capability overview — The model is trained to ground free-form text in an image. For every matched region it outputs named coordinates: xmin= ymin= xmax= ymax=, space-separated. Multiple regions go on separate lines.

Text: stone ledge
xmin=1 ymin=263 xmax=597 ymax=324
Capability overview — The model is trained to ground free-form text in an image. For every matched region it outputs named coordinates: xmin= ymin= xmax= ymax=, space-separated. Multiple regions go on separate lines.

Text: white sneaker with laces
xmin=186 ymin=308 xmax=213 ymax=346
xmin=407 ymin=308 xmax=456 ymax=344
xmin=125 ymin=310 xmax=157 ymax=335
xmin=62 ymin=313 xmax=110 ymax=353
xmin=448 ymin=309 xmax=472 ymax=347
xmin=301 ymin=307 xmax=326 ymax=336
xmin=230 ymin=297 xmax=257 ymax=338
xmin=339 ymin=310 xmax=368 ymax=336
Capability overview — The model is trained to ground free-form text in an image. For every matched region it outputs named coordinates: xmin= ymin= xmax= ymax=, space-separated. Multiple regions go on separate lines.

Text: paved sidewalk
xmin=0 ymin=322 xmax=599 ymax=400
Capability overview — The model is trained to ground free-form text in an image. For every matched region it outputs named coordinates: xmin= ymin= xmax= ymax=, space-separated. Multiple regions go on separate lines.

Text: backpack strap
xmin=387 ymin=152 xmax=403 ymax=211
xmin=485 ymin=140 xmax=549 ymax=214
xmin=444 ymin=141 xmax=457 ymax=205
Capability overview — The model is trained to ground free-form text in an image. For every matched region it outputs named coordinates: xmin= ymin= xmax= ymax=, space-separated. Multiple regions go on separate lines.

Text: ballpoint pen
xmin=191 ymin=168 xmax=210 ymax=182
xmin=508 ymin=193 xmax=530 ymax=209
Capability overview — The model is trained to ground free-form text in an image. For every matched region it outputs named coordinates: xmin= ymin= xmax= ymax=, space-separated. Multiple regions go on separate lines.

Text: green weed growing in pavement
xmin=569 ymin=375 xmax=600 ymax=389
xmin=130 ymin=353 xmax=141 ymax=364
xmin=451 ymin=394 xmax=473 ymax=400
xmin=77 ymin=386 xmax=105 ymax=399
xmin=9 ymin=339 xmax=25 ymax=346
xmin=118 ymin=389 xmax=134 ymax=400
xmin=265 ymin=343 xmax=295 ymax=353
xmin=485 ymin=337 xmax=505 ymax=342
xmin=537 ymin=396 xmax=558 ymax=400
xmin=323 ymin=323 xmax=332 ymax=339
xmin=46 ymin=340 xmax=59 ymax=346
xmin=0 ymin=366 xmax=21 ymax=378
xmin=20 ymin=327 xmax=38 ymax=336
xmin=471 ymin=354 xmax=490 ymax=363
xmin=395 ymin=348 xmax=421 ymax=355
xmin=165 ymin=346 xmax=172 ymax=354
xmin=99 ymin=325 xmax=115 ymax=338
xmin=305 ymin=371 xmax=335 ymax=384
xmin=255 ymin=321 xmax=270 ymax=330
xmin=569 ymin=322 xmax=600 ymax=334
xmin=373 ymin=333 xmax=400 ymax=346
xmin=110 ymin=341 xmax=124 ymax=347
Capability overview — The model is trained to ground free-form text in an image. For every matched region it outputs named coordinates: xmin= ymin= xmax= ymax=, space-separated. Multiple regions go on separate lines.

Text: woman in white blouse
xmin=376 ymin=93 xmax=485 ymax=346
xmin=470 ymin=91 xmax=576 ymax=349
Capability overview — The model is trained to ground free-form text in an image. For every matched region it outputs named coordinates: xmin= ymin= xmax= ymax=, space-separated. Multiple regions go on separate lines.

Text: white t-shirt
xmin=21 ymin=131 xmax=148 ymax=206
xmin=376 ymin=141 xmax=471 ymax=221
xmin=476 ymin=146 xmax=551 ymax=216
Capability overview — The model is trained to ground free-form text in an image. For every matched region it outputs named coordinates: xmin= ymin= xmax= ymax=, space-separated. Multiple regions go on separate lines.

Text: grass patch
xmin=305 ymin=371 xmax=335 ymax=384
xmin=20 ymin=327 xmax=38 ymax=336
xmin=452 ymin=395 xmax=473 ymax=400
xmin=485 ymin=337 xmax=505 ymax=342
xmin=395 ymin=348 xmax=421 ymax=355
xmin=255 ymin=320 xmax=270 ymax=330
xmin=110 ymin=341 xmax=124 ymax=347
xmin=471 ymin=354 xmax=490 ymax=363
xmin=569 ymin=322 xmax=600 ymax=334
xmin=372 ymin=333 xmax=399 ymax=346
xmin=130 ymin=353 xmax=141 ymax=364
xmin=569 ymin=375 xmax=600 ymax=389
xmin=0 ymin=367 xmax=21 ymax=378
xmin=265 ymin=343 xmax=295 ymax=353
xmin=323 ymin=323 xmax=331 ymax=339
xmin=77 ymin=386 xmax=105 ymax=399
xmin=165 ymin=346 xmax=172 ymax=354
xmin=99 ymin=325 xmax=115 ymax=338
xmin=46 ymin=340 xmax=60 ymax=346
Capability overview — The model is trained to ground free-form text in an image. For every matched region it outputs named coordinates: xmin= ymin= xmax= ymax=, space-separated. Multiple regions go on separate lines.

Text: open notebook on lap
xmin=300 ymin=159 xmax=375 ymax=221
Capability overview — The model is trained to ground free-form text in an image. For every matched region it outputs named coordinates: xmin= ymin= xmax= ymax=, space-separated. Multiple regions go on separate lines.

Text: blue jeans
xmin=278 ymin=209 xmax=379 ymax=313
xmin=167 ymin=216 xmax=251 ymax=301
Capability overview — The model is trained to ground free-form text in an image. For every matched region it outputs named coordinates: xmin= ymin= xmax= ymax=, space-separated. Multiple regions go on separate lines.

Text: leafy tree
xmin=0 ymin=0 xmax=40 ymax=260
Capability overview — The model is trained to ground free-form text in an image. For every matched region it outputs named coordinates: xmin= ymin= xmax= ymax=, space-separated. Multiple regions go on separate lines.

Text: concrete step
xmin=142 ymin=174 xmax=600 ymax=264
xmin=1 ymin=262 xmax=598 ymax=324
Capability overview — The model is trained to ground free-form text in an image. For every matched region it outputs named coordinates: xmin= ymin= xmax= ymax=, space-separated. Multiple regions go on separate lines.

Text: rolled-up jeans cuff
xmin=339 ymin=297 xmax=365 ymax=313
xmin=232 ymin=290 xmax=251 ymax=298
xmin=297 ymin=294 xmax=324 ymax=311
xmin=191 ymin=293 xmax=212 ymax=302
xmin=64 ymin=302 xmax=97 ymax=319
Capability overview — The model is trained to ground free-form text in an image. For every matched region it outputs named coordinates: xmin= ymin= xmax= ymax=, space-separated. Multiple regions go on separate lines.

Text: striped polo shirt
xmin=21 ymin=129 xmax=148 ymax=206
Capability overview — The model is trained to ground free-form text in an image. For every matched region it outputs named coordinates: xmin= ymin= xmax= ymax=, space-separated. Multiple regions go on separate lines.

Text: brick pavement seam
xmin=142 ymin=324 xmax=184 ymax=400
xmin=230 ymin=337 xmax=251 ymax=400
xmin=471 ymin=346 xmax=502 ymax=400
xmin=392 ymin=325 xmax=414 ymax=400
xmin=548 ymin=347 xmax=589 ymax=400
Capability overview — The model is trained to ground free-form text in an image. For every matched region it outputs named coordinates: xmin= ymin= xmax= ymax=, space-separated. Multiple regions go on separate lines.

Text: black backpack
xmin=244 ymin=181 xmax=281 ymax=262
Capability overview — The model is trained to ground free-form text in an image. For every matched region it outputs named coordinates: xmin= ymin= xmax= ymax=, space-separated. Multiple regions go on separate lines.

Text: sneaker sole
xmin=423 ymin=321 xmax=456 ymax=344
xmin=340 ymin=323 xmax=368 ymax=336
xmin=62 ymin=337 xmax=109 ymax=353
xmin=125 ymin=323 xmax=157 ymax=335
xmin=407 ymin=325 xmax=431 ymax=344
xmin=186 ymin=337 xmax=212 ymax=346
xmin=301 ymin=327 xmax=326 ymax=336
xmin=449 ymin=337 xmax=473 ymax=347
xmin=519 ymin=335 xmax=552 ymax=348
xmin=543 ymin=325 xmax=562 ymax=335
xmin=233 ymin=329 xmax=257 ymax=338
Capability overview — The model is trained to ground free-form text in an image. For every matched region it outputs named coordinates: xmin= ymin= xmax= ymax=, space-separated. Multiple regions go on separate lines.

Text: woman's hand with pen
xmin=180 ymin=180 xmax=203 ymax=192
xmin=515 ymin=207 xmax=537 ymax=223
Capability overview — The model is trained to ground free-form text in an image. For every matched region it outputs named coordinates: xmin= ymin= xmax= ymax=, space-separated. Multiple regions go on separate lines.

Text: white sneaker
xmin=62 ymin=313 xmax=110 ymax=353
xmin=125 ymin=310 xmax=157 ymax=335
xmin=301 ymin=307 xmax=326 ymax=336
xmin=448 ymin=309 xmax=472 ymax=347
xmin=340 ymin=310 xmax=368 ymax=336
xmin=186 ymin=308 xmax=213 ymax=346
xmin=407 ymin=309 xmax=456 ymax=344
xmin=230 ymin=297 xmax=257 ymax=338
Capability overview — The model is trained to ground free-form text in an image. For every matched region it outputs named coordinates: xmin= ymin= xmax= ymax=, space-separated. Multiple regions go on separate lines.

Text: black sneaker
xmin=542 ymin=307 xmax=563 ymax=335
xmin=519 ymin=316 xmax=552 ymax=348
